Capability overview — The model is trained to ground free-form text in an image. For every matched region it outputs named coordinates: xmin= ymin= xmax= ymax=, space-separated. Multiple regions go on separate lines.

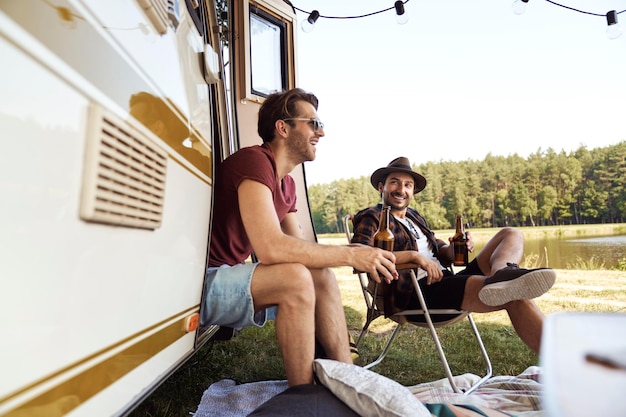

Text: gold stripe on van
xmin=129 ymin=92 xmax=213 ymax=183
xmin=1 ymin=307 xmax=199 ymax=417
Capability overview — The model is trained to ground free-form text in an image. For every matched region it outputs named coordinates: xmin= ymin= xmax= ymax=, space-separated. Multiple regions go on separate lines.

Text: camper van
xmin=0 ymin=0 xmax=313 ymax=415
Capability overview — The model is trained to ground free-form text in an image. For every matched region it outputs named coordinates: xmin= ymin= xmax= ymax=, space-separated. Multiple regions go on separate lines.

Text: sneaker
xmin=478 ymin=263 xmax=556 ymax=306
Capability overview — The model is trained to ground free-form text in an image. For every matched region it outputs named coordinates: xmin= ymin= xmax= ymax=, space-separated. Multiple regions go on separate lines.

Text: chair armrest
xmin=395 ymin=263 xmax=420 ymax=270
xmin=353 ymin=263 xmax=420 ymax=275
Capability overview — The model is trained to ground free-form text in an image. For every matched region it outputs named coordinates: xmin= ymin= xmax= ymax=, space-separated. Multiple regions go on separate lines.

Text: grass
xmin=129 ymin=261 xmax=626 ymax=417
xmin=566 ymin=255 xmax=606 ymax=270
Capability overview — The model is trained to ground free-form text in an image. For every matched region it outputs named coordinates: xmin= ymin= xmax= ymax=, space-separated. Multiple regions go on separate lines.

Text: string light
xmin=511 ymin=1 xmax=626 ymax=40
xmin=512 ymin=0 xmax=528 ymax=15
xmin=292 ymin=1 xmax=626 ymax=41
xmin=394 ymin=1 xmax=408 ymax=25
xmin=606 ymin=10 xmax=622 ymax=40
xmin=301 ymin=10 xmax=319 ymax=33
xmin=292 ymin=1 xmax=411 ymax=33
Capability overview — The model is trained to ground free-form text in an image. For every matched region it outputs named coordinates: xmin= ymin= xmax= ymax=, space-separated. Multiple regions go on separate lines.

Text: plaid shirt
xmin=351 ymin=204 xmax=449 ymax=318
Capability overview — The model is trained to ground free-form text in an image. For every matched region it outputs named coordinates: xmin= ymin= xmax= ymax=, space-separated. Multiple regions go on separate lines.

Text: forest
xmin=307 ymin=141 xmax=626 ymax=234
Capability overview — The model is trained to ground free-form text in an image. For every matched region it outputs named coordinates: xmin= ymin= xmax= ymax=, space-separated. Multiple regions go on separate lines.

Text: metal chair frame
xmin=343 ymin=214 xmax=492 ymax=394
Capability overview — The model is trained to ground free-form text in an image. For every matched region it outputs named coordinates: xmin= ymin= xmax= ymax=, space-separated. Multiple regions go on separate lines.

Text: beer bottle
xmin=452 ymin=214 xmax=468 ymax=266
xmin=374 ymin=206 xmax=394 ymax=251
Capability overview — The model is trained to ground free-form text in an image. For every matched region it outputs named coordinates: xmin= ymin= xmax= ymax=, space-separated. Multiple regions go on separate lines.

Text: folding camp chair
xmin=343 ymin=214 xmax=492 ymax=394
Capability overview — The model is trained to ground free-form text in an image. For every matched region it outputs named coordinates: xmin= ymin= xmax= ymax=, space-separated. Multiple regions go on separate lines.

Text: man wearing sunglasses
xmin=201 ymin=88 xmax=398 ymax=387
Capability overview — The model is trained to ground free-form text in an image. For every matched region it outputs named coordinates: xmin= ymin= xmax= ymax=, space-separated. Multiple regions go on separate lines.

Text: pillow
xmin=313 ymin=359 xmax=431 ymax=417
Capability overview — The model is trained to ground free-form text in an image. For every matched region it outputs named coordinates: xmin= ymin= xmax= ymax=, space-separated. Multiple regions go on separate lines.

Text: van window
xmin=249 ymin=6 xmax=287 ymax=97
xmin=185 ymin=0 xmax=207 ymax=41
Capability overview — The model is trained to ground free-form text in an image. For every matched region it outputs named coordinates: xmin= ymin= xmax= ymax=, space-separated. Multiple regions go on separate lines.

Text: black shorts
xmin=418 ymin=259 xmax=484 ymax=310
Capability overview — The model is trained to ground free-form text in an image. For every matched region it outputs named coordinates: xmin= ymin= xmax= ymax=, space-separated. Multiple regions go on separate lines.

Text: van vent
xmin=136 ymin=0 xmax=178 ymax=34
xmin=80 ymin=104 xmax=167 ymax=230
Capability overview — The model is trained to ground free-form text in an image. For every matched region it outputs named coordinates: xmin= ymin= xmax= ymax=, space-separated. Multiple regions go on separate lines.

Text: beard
xmin=383 ymin=192 xmax=410 ymax=212
xmin=287 ymin=133 xmax=316 ymax=163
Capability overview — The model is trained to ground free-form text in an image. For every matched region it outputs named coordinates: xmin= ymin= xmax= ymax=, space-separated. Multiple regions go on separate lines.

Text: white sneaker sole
xmin=478 ymin=269 xmax=556 ymax=306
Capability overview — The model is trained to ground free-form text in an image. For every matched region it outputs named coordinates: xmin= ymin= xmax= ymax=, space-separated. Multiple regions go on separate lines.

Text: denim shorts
xmin=199 ymin=263 xmax=277 ymax=330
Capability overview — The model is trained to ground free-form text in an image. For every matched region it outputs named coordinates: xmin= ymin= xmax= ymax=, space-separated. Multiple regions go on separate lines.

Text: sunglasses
xmin=283 ymin=118 xmax=324 ymax=131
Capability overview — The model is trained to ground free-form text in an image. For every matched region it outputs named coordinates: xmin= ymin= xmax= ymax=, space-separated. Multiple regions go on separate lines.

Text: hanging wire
xmin=544 ymin=0 xmax=626 ymax=17
xmin=289 ymin=0 xmax=624 ymax=21
xmin=291 ymin=0 xmax=409 ymax=20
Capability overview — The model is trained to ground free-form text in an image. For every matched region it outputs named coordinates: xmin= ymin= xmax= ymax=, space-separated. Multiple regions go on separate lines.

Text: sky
xmin=292 ymin=0 xmax=626 ymax=185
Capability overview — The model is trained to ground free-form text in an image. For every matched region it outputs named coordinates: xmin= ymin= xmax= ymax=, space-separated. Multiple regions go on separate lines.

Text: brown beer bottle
xmin=374 ymin=206 xmax=394 ymax=251
xmin=452 ymin=214 xmax=468 ymax=266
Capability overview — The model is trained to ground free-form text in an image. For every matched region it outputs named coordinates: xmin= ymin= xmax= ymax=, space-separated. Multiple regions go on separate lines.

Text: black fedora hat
xmin=370 ymin=157 xmax=427 ymax=194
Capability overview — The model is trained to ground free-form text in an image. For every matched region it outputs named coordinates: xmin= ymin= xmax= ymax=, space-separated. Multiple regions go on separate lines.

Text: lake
xmin=322 ymin=226 xmax=626 ymax=270
xmin=474 ymin=235 xmax=626 ymax=270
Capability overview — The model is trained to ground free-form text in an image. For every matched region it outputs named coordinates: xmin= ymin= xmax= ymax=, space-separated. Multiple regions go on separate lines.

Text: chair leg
xmin=408 ymin=270 xmax=463 ymax=393
xmin=409 ymin=270 xmax=493 ymax=394
xmin=463 ymin=313 xmax=493 ymax=395
xmin=355 ymin=311 xmax=376 ymax=348
xmin=362 ymin=323 xmax=402 ymax=370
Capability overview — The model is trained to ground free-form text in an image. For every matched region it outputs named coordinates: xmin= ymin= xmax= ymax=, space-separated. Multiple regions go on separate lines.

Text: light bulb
xmin=606 ymin=10 xmax=622 ymax=40
xmin=512 ymin=0 xmax=528 ymax=15
xmin=301 ymin=10 xmax=319 ymax=33
xmin=394 ymin=1 xmax=408 ymax=25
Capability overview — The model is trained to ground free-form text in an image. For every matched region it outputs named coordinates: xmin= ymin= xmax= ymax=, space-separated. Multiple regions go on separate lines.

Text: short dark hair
xmin=257 ymin=88 xmax=319 ymax=143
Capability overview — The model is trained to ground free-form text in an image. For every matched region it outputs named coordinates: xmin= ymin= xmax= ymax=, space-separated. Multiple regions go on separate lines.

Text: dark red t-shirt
xmin=208 ymin=144 xmax=297 ymax=267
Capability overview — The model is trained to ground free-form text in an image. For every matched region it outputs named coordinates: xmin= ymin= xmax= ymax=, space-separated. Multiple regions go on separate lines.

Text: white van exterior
xmin=0 ymin=1 xmax=312 ymax=415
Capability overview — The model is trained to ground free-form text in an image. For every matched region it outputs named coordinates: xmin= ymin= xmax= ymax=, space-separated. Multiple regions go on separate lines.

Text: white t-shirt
xmin=394 ymin=215 xmax=443 ymax=279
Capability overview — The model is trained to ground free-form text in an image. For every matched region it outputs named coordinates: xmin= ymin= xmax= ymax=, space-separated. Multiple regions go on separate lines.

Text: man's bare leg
xmin=474 ymin=227 xmax=525 ymax=275
xmin=505 ymin=299 xmax=544 ymax=353
xmin=457 ymin=227 xmax=553 ymax=353
xmin=251 ymin=263 xmax=317 ymax=386
xmin=462 ymin=277 xmax=545 ymax=353
xmin=310 ymin=268 xmax=352 ymax=363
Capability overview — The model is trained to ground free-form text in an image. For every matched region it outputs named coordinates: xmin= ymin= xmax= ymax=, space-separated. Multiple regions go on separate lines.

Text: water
xmin=474 ymin=235 xmax=626 ymax=269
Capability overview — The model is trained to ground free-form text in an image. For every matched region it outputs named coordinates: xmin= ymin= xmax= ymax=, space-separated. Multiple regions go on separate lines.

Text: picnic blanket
xmin=193 ymin=379 xmax=288 ymax=417
xmin=193 ymin=367 xmax=543 ymax=417
xmin=409 ymin=366 xmax=543 ymax=416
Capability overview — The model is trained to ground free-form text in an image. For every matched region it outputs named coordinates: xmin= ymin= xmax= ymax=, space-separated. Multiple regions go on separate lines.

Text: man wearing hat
xmin=351 ymin=157 xmax=556 ymax=353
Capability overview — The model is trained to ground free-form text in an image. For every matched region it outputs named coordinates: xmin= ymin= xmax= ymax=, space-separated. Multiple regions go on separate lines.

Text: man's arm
xmin=439 ymin=242 xmax=454 ymax=263
xmin=281 ymin=212 xmax=304 ymax=239
xmin=238 ymin=179 xmax=397 ymax=282
xmin=393 ymin=250 xmax=443 ymax=285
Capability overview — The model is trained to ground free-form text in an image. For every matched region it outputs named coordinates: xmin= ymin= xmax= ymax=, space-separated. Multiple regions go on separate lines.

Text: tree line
xmin=307 ymin=141 xmax=626 ymax=233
